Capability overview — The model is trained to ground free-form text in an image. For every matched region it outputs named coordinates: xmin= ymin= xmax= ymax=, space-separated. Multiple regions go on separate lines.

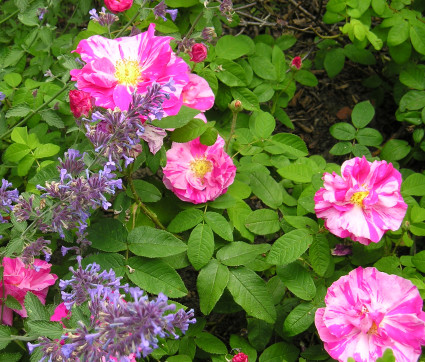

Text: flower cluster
xmin=314 ymin=156 xmax=407 ymax=245
xmin=315 ymin=267 xmax=425 ymax=362
xmin=29 ymin=257 xmax=195 ymax=360
xmin=21 ymin=237 xmax=52 ymax=265
xmin=0 ymin=257 xmax=57 ymax=325
xmin=153 ymin=1 xmax=178 ymax=22
xmin=14 ymin=149 xmax=122 ymax=240
xmin=0 ymin=179 xmax=19 ymax=224
xmin=89 ymin=6 xmax=119 ymax=26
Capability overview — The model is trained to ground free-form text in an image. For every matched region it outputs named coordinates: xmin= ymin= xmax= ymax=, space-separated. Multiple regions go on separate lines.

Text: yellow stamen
xmin=114 ymin=59 xmax=141 ymax=86
xmin=368 ymin=321 xmax=378 ymax=335
xmin=350 ymin=191 xmax=369 ymax=207
xmin=190 ymin=158 xmax=212 ymax=179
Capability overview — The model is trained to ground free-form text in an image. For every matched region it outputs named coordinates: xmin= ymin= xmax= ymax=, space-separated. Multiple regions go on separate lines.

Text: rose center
xmin=190 ymin=158 xmax=212 ymax=178
xmin=115 ymin=59 xmax=141 ymax=86
xmin=350 ymin=191 xmax=369 ymax=207
xmin=368 ymin=321 xmax=378 ymax=335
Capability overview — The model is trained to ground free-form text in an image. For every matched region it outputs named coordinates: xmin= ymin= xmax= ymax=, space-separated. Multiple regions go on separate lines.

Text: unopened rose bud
xmin=291 ymin=56 xmax=302 ymax=70
xmin=232 ymin=352 xmax=248 ymax=362
xmin=229 ymin=99 xmax=243 ymax=112
xmin=189 ymin=43 xmax=208 ymax=63
xmin=69 ymin=90 xmax=94 ymax=118
xmin=104 ymin=0 xmax=133 ymax=13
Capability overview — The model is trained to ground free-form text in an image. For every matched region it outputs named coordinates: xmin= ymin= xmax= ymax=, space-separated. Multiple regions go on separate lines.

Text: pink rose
xmin=1 ymin=257 xmax=57 ymax=325
xmin=189 ymin=43 xmax=208 ymax=63
xmin=181 ymin=74 xmax=214 ymax=112
xmin=314 ymin=156 xmax=407 ymax=245
xmin=69 ymin=89 xmax=93 ymax=118
xmin=232 ymin=352 xmax=249 ymax=362
xmin=104 ymin=0 xmax=133 ymax=13
xmin=315 ymin=267 xmax=425 ymax=362
xmin=291 ymin=56 xmax=302 ymax=70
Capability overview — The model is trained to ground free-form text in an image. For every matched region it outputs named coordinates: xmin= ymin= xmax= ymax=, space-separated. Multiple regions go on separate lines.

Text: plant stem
xmin=115 ymin=0 xmax=148 ymax=39
xmin=225 ymin=110 xmax=239 ymax=153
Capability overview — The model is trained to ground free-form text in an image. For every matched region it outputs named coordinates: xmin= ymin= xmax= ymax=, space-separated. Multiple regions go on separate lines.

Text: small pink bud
xmin=232 ymin=352 xmax=248 ymax=362
xmin=291 ymin=56 xmax=302 ymax=70
xmin=104 ymin=0 xmax=133 ymax=13
xmin=190 ymin=43 xmax=208 ymax=63
xmin=69 ymin=90 xmax=94 ymax=118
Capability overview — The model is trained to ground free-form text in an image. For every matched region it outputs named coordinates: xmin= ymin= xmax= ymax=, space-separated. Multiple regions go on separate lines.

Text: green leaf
xmin=283 ymin=302 xmax=317 ymax=336
xmin=17 ymin=154 xmax=35 ymax=176
xmin=195 ymin=332 xmax=228 ymax=354
xmin=167 ymin=209 xmax=204 ymax=233
xmin=39 ymin=109 xmax=65 ymax=128
xmin=411 ymin=205 xmax=425 ymax=223
xmin=343 ymin=44 xmax=376 ymax=65
xmin=197 ymin=260 xmax=229 ymax=315
xmin=151 ymin=106 xmax=200 ymax=129
xmin=399 ymin=90 xmax=425 ymax=111
xmin=170 ymin=118 xmax=208 ymax=143
xmin=215 ymin=35 xmax=255 ymax=60
xmin=11 ymin=126 xmax=29 ymax=145
xmin=410 ymin=223 xmax=425 ymax=236
xmin=0 ymin=352 xmax=22 ymax=362
xmin=33 ymin=143 xmax=60 ymax=159
xmin=272 ymin=45 xmax=287 ymax=81
xmin=324 ymin=48 xmax=345 ymax=78
xmin=230 ymin=335 xmax=257 ymax=362
xmin=277 ymin=262 xmax=316 ymax=300
xmin=388 ymin=20 xmax=409 ymax=46
xmin=276 ymin=34 xmax=297 ymax=50
xmin=309 ymin=234 xmax=332 ymax=277
xmin=294 ymin=70 xmax=318 ymax=87
xmin=199 ymin=127 xmax=218 ymax=146
xmin=249 ymin=111 xmax=276 ymax=139
xmin=6 ymin=104 xmax=31 ymax=118
xmin=127 ymin=257 xmax=188 ymax=298
xmin=400 ymin=64 xmax=425 ymax=90
xmin=3 ymin=50 xmax=24 ymax=68
xmin=164 ymin=0 xmax=198 ymax=6
xmin=228 ymin=201 xmax=255 ymax=242
xmin=217 ymin=242 xmax=270 ymax=267
xmin=245 ymin=209 xmax=280 ymax=235
xmin=128 ymin=226 xmax=187 ymax=258
xmin=259 ymin=342 xmax=299 ymax=362
xmin=204 ymin=212 xmax=233 ymax=241
xmin=249 ymin=56 xmax=277 ymax=81
xmin=330 ymin=141 xmax=353 ymax=155
xmin=250 ymin=171 xmax=282 ymax=209
xmin=81 ymin=253 xmax=126 ymax=277
xmin=188 ymin=223 xmax=214 ymax=270
xmin=371 ymin=0 xmax=386 ymax=15
xmin=24 ymin=292 xmax=49 ymax=321
xmin=88 ymin=218 xmax=128 ymax=252
xmin=227 ymin=267 xmax=276 ymax=323
xmin=0 ymin=326 xmax=11 ymax=350
xmin=356 ymin=128 xmax=383 ymax=146
xmin=230 ymin=87 xmax=260 ymax=111
xmin=376 ymin=349 xmax=396 ymax=362
xmin=126 ymin=180 xmax=161 ymax=202
xmin=247 ymin=318 xmax=273 ymax=351
xmin=4 ymin=73 xmax=22 ymax=88
xmin=410 ymin=23 xmax=425 ymax=55
xmin=267 ymin=229 xmax=312 ymax=265
xmin=351 ymin=100 xmax=375 ymax=128
xmin=263 ymin=133 xmax=308 ymax=158
xmin=277 ymin=158 xmax=319 ymax=183
xmin=330 ymin=122 xmax=356 ymax=140
xmin=27 ymin=321 xmax=63 ymax=339
xmin=4 ymin=143 xmax=31 ymax=163
xmin=212 ymin=59 xmax=247 ymax=87
xmin=285 ymin=215 xmax=318 ymax=233
xmin=5 ymin=295 xmax=22 ymax=311
xmin=380 ymin=139 xmax=411 ymax=162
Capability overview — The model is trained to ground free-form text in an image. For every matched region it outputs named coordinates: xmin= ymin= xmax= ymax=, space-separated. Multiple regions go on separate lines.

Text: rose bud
xmin=189 ymin=43 xmax=208 ymax=63
xmin=69 ymin=90 xmax=93 ymax=118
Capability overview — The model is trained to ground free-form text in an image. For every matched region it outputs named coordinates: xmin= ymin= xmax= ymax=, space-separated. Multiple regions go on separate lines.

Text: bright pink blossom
xmin=232 ymin=352 xmax=249 ymax=362
xmin=162 ymin=136 xmax=236 ymax=204
xmin=182 ymin=74 xmax=214 ymax=112
xmin=70 ymin=24 xmax=190 ymax=115
xmin=50 ymin=302 xmax=70 ymax=324
xmin=314 ymin=156 xmax=407 ymax=245
xmin=69 ymin=89 xmax=93 ymax=118
xmin=104 ymin=0 xmax=133 ymax=13
xmin=189 ymin=43 xmax=208 ymax=63
xmin=315 ymin=267 xmax=425 ymax=362
xmin=291 ymin=56 xmax=302 ymax=69
xmin=1 ymin=257 xmax=57 ymax=325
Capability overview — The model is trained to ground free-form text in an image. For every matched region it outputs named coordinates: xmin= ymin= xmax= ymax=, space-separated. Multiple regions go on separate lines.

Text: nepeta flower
xmin=70 ymin=24 xmax=189 ymax=115
xmin=89 ymin=7 xmax=119 ymax=26
xmin=315 ymin=267 xmax=425 ymax=362
xmin=219 ymin=0 xmax=234 ymax=21
xmin=153 ymin=1 xmax=178 ymax=21
xmin=0 ymin=179 xmax=19 ymax=223
xmin=314 ymin=156 xmax=407 ymax=245
xmin=21 ymin=237 xmax=52 ymax=265
xmin=162 ymin=135 xmax=236 ymax=204
xmin=331 ymin=244 xmax=352 ymax=256
xmin=0 ymin=92 xmax=6 ymax=101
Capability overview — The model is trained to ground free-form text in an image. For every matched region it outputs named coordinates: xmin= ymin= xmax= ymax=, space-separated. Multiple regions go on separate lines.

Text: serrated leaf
xmin=197 ymin=260 xmax=229 ymax=315
xmin=27 ymin=321 xmax=63 ymax=339
xmin=245 ymin=209 xmax=280 ymax=235
xmin=39 ymin=109 xmax=65 ymax=128
xmin=4 ymin=73 xmax=22 ymax=88
xmin=277 ymin=262 xmax=316 ymax=300
xmin=0 ymin=326 xmax=11 ymax=350
xmin=128 ymin=226 xmax=187 ymax=258
xmin=330 ymin=122 xmax=356 ymax=140
xmin=127 ymin=257 xmax=188 ymax=298
xmin=88 ymin=218 xmax=128 ymax=252
xmin=5 ymin=295 xmax=22 ymax=311
xmin=24 ymin=292 xmax=49 ymax=321
xmin=6 ymin=104 xmax=31 ymax=118
xmin=167 ymin=209 xmax=204 ymax=233
xmin=227 ymin=267 xmax=276 ymax=323
xmin=267 ymin=229 xmax=312 ymax=265
xmin=217 ymin=242 xmax=270 ymax=266
xmin=204 ymin=212 xmax=233 ymax=241
xmin=81 ymin=253 xmax=126 ymax=277
xmin=187 ymin=223 xmax=214 ymax=270
xmin=330 ymin=141 xmax=353 ymax=155
xmin=356 ymin=128 xmax=383 ymax=146
xmin=4 ymin=143 xmax=31 ymax=163
xmin=250 ymin=171 xmax=282 ymax=209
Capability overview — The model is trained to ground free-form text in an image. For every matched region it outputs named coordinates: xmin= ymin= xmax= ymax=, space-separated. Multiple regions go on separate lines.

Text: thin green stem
xmin=115 ymin=0 xmax=148 ymax=39
xmin=225 ymin=110 xmax=239 ymax=153
xmin=0 ymin=83 xmax=71 ymax=141
xmin=0 ymin=10 xmax=19 ymax=25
